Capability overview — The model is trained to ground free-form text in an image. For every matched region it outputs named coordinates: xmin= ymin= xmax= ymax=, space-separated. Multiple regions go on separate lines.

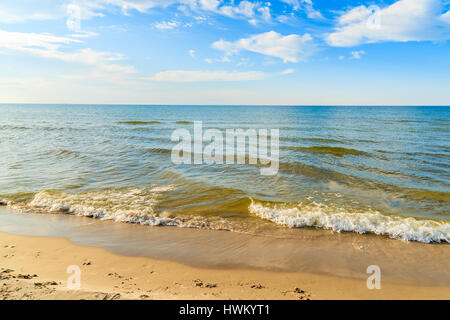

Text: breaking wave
xmin=249 ymin=199 xmax=450 ymax=243
xmin=4 ymin=187 xmax=232 ymax=230
xmin=3 ymin=187 xmax=450 ymax=243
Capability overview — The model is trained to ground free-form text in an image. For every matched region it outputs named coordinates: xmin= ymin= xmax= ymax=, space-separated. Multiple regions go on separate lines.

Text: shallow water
xmin=1 ymin=105 xmax=449 ymax=243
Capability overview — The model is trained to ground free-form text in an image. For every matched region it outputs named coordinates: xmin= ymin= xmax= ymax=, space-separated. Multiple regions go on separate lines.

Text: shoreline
xmin=1 ymin=207 xmax=450 ymax=282
xmin=1 ymin=207 xmax=449 ymax=299
xmin=1 ymin=231 xmax=450 ymax=300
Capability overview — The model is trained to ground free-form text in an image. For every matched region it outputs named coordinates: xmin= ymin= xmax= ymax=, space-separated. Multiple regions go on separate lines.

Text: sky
xmin=0 ymin=0 xmax=449 ymax=105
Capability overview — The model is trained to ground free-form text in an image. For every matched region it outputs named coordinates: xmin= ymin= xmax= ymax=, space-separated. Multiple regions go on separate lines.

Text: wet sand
xmin=2 ymin=232 xmax=450 ymax=300
xmin=0 ymin=208 xmax=449 ymax=299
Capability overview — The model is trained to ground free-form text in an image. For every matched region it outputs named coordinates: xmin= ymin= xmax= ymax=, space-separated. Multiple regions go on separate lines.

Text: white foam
xmin=7 ymin=186 xmax=232 ymax=230
xmin=249 ymin=199 xmax=450 ymax=243
xmin=6 ymin=189 xmax=450 ymax=243
xmin=24 ymin=187 xmax=178 ymax=225
xmin=7 ymin=187 xmax=176 ymax=225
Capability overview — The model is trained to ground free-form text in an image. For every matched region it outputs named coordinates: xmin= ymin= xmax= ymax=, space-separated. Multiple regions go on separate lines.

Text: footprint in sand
xmin=34 ymin=281 xmax=58 ymax=288
xmin=17 ymin=274 xmax=38 ymax=280
xmin=102 ymin=293 xmax=121 ymax=300
xmin=107 ymin=272 xmax=123 ymax=279
xmin=282 ymin=287 xmax=312 ymax=300
xmin=193 ymin=279 xmax=217 ymax=288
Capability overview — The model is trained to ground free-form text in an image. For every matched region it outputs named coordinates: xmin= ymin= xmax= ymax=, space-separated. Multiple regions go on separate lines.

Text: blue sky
xmin=0 ymin=0 xmax=449 ymax=105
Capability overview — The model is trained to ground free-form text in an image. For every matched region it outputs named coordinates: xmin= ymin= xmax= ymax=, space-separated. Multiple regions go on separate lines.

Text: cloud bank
xmin=327 ymin=0 xmax=450 ymax=47
xmin=213 ymin=31 xmax=315 ymax=63
xmin=0 ymin=29 xmax=135 ymax=74
xmin=143 ymin=70 xmax=267 ymax=82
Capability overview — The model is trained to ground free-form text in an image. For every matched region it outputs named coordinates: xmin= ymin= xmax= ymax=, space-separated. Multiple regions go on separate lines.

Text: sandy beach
xmin=1 ymin=0 xmax=450 ymax=305
xmin=1 ymin=230 xmax=449 ymax=300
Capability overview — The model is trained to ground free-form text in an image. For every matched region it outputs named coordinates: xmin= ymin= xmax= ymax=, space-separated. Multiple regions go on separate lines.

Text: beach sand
xmin=1 ymin=231 xmax=449 ymax=300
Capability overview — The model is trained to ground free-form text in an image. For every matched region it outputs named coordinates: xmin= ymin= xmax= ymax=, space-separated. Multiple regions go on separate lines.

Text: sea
xmin=1 ymin=104 xmax=449 ymax=243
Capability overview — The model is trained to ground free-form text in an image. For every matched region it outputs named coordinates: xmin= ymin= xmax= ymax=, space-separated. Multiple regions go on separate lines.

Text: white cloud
xmin=189 ymin=49 xmax=196 ymax=58
xmin=258 ymin=7 xmax=272 ymax=21
xmin=281 ymin=0 xmax=301 ymax=10
xmin=198 ymin=0 xmax=220 ymax=11
xmin=155 ymin=21 xmax=179 ymax=30
xmin=0 ymin=11 xmax=58 ymax=23
xmin=279 ymin=68 xmax=295 ymax=74
xmin=64 ymin=0 xmax=272 ymax=25
xmin=212 ymin=31 xmax=315 ymax=63
xmin=303 ymin=0 xmax=324 ymax=19
xmin=350 ymin=50 xmax=366 ymax=59
xmin=220 ymin=1 xmax=271 ymax=22
xmin=143 ymin=70 xmax=267 ymax=82
xmin=0 ymin=29 xmax=135 ymax=74
xmin=154 ymin=19 xmax=197 ymax=30
xmin=199 ymin=1 xmax=272 ymax=25
xmin=327 ymin=0 xmax=450 ymax=47
xmin=202 ymin=55 xmax=232 ymax=64
xmin=280 ymin=0 xmax=324 ymax=19
xmin=441 ymin=10 xmax=450 ymax=23
xmin=0 ymin=29 xmax=79 ymax=52
xmin=337 ymin=5 xmax=372 ymax=26
xmin=0 ymin=1 xmax=175 ymax=24
xmin=67 ymin=0 xmax=171 ymax=17
xmin=0 ymin=2 xmax=62 ymax=23
xmin=1 ymin=1 xmax=275 ymax=29
xmin=71 ymin=31 xmax=100 ymax=38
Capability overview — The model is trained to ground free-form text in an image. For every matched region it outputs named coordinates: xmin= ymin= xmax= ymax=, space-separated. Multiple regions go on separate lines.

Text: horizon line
xmin=0 ymin=103 xmax=449 ymax=107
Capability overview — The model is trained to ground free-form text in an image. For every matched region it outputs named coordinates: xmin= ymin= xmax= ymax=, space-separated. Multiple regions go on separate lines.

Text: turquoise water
xmin=0 ymin=105 xmax=449 ymax=242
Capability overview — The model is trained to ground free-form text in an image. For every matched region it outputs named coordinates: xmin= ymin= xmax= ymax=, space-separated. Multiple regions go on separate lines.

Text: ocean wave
xmin=3 ymin=187 xmax=449 ymax=243
xmin=5 ymin=187 xmax=233 ymax=230
xmin=51 ymin=149 xmax=88 ymax=160
xmin=249 ymin=199 xmax=450 ymax=243
xmin=301 ymin=138 xmax=345 ymax=144
xmin=0 ymin=125 xmax=32 ymax=130
xmin=118 ymin=121 xmax=161 ymax=125
xmin=283 ymin=146 xmax=367 ymax=157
